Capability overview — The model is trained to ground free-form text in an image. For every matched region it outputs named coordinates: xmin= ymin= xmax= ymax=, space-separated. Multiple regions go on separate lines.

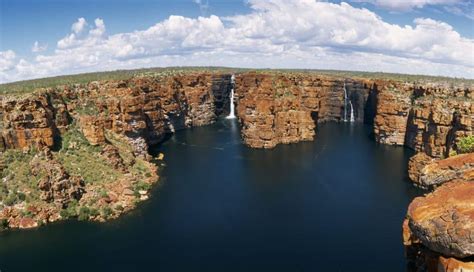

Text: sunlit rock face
xmin=403 ymin=180 xmax=474 ymax=272
xmin=408 ymin=152 xmax=474 ymax=189
xmin=374 ymin=84 xmax=473 ymax=158
xmin=407 ymin=181 xmax=474 ymax=258
xmin=0 ymin=73 xmax=234 ymax=152
xmin=1 ymin=71 xmax=471 ymax=152
xmin=234 ymin=72 xmax=374 ymax=148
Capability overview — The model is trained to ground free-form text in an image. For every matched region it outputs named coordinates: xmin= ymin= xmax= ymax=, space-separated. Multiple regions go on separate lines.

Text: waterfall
xmin=343 ymin=82 xmax=348 ymax=122
xmin=226 ymin=74 xmax=236 ymax=119
xmin=343 ymin=82 xmax=355 ymax=123
xmin=349 ymin=101 xmax=355 ymax=122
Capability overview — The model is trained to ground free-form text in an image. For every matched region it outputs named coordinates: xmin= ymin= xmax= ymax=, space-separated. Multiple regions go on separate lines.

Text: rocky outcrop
xmin=79 ymin=115 xmax=106 ymax=145
xmin=373 ymin=85 xmax=412 ymax=145
xmin=404 ymin=221 xmax=474 ymax=272
xmin=30 ymin=149 xmax=85 ymax=207
xmin=408 ymin=152 xmax=473 ymax=188
xmin=420 ymin=153 xmax=473 ymax=187
xmin=406 ymin=181 xmax=474 ymax=259
xmin=0 ymin=94 xmax=57 ymax=150
xmin=408 ymin=152 xmax=435 ymax=184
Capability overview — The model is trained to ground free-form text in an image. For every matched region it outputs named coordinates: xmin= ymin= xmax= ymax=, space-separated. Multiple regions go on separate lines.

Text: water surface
xmin=0 ymin=120 xmax=422 ymax=272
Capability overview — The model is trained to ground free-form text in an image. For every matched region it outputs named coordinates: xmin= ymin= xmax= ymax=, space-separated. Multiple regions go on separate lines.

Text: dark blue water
xmin=0 ymin=120 xmax=421 ymax=272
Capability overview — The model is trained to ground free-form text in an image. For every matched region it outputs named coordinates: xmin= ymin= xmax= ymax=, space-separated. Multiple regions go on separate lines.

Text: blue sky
xmin=0 ymin=0 xmax=473 ymax=82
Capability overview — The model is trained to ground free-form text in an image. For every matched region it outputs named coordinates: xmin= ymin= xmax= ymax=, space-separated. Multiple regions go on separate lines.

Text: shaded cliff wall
xmin=0 ymin=73 xmax=233 ymax=153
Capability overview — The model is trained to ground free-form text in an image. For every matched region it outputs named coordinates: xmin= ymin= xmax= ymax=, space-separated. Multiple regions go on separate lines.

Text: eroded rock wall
xmin=0 ymin=73 xmax=233 ymax=152
xmin=235 ymin=73 xmax=372 ymax=148
xmin=374 ymin=84 xmax=473 ymax=158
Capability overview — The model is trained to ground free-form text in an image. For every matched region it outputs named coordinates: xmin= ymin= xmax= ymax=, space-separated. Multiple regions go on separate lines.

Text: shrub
xmin=134 ymin=181 xmax=151 ymax=192
xmin=0 ymin=219 xmax=8 ymax=231
xmin=60 ymin=200 xmax=79 ymax=219
xmin=78 ymin=207 xmax=91 ymax=221
xmin=457 ymin=136 xmax=474 ymax=154
xmin=89 ymin=208 xmax=100 ymax=217
xmin=101 ymin=207 xmax=113 ymax=219
xmin=4 ymin=193 xmax=18 ymax=206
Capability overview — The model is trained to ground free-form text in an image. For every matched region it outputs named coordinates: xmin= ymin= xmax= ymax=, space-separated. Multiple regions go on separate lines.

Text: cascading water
xmin=349 ymin=101 xmax=355 ymax=122
xmin=343 ymin=82 xmax=348 ymax=122
xmin=226 ymin=74 xmax=236 ymax=119
xmin=343 ymin=82 xmax=355 ymax=123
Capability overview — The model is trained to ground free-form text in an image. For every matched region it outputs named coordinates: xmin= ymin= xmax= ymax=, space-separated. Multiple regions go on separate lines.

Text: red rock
xmin=19 ymin=218 xmax=38 ymax=229
xmin=407 ymin=181 xmax=474 ymax=258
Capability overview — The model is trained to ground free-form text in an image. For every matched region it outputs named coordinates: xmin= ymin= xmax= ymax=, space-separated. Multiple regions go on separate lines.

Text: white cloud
xmin=0 ymin=50 xmax=16 ymax=71
xmin=71 ymin=17 xmax=87 ymax=34
xmin=89 ymin=18 xmax=106 ymax=37
xmin=1 ymin=0 xmax=474 ymax=83
xmin=32 ymin=41 xmax=48 ymax=53
xmin=353 ymin=0 xmax=462 ymax=10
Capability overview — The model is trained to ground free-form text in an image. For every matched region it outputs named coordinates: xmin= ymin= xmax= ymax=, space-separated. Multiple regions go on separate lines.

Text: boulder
xmin=407 ymin=181 xmax=474 ymax=258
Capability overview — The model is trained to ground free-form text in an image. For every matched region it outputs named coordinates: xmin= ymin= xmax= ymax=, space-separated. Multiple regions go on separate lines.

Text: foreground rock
xmin=409 ymin=153 xmax=474 ymax=188
xmin=406 ymin=181 xmax=474 ymax=259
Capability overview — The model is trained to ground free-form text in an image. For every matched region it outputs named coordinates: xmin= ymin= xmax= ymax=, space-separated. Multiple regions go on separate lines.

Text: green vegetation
xmin=75 ymin=100 xmax=99 ymax=115
xmin=457 ymin=135 xmax=474 ymax=154
xmin=59 ymin=200 xmax=79 ymax=219
xmin=1 ymin=66 xmax=472 ymax=96
xmin=101 ymin=206 xmax=113 ymax=219
xmin=56 ymin=127 xmax=120 ymax=185
xmin=78 ymin=207 xmax=91 ymax=221
xmin=0 ymin=149 xmax=42 ymax=206
xmin=0 ymin=218 xmax=8 ymax=230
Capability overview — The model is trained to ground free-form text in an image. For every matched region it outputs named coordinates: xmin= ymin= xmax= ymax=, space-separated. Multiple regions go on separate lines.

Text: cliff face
xmin=0 ymin=72 xmax=233 ymax=229
xmin=235 ymin=73 xmax=372 ymax=148
xmin=234 ymin=73 xmax=473 ymax=153
xmin=374 ymin=85 xmax=473 ymax=158
xmin=1 ymin=73 xmax=233 ymax=153
xmin=0 ymin=94 xmax=57 ymax=150
xmin=1 ymin=70 xmax=472 ymax=232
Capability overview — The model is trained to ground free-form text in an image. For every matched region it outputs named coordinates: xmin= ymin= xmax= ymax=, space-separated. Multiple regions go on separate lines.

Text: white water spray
xmin=226 ymin=74 xmax=236 ymax=119
xmin=349 ymin=101 xmax=355 ymax=123
xmin=343 ymin=83 xmax=348 ymax=122
xmin=343 ymin=82 xmax=355 ymax=123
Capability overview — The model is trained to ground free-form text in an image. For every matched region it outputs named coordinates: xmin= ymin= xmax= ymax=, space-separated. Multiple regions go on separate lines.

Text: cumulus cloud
xmin=32 ymin=41 xmax=48 ymax=53
xmin=0 ymin=50 xmax=17 ymax=72
xmin=353 ymin=0 xmax=462 ymax=10
xmin=1 ymin=0 xmax=474 ymax=83
xmin=72 ymin=17 xmax=87 ymax=34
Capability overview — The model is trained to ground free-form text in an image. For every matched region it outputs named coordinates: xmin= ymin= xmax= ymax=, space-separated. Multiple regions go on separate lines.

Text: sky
xmin=0 ymin=0 xmax=473 ymax=83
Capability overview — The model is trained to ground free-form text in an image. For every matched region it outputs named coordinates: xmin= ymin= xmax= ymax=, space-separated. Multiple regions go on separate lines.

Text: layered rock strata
xmin=374 ymin=84 xmax=473 ymax=158
xmin=0 ymin=73 xmax=233 ymax=230
xmin=234 ymin=73 xmax=372 ymax=148
xmin=408 ymin=152 xmax=474 ymax=188
xmin=404 ymin=181 xmax=474 ymax=271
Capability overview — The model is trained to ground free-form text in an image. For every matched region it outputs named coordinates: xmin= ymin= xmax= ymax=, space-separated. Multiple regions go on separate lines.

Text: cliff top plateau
xmin=1 ymin=67 xmax=473 ymax=97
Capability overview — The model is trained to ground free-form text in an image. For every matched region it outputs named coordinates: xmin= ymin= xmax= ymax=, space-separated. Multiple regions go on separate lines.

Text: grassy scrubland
xmin=1 ymin=66 xmax=472 ymax=96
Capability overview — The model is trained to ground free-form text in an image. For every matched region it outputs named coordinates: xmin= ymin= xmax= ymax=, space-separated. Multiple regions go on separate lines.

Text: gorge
xmin=0 ymin=69 xmax=472 ymax=271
